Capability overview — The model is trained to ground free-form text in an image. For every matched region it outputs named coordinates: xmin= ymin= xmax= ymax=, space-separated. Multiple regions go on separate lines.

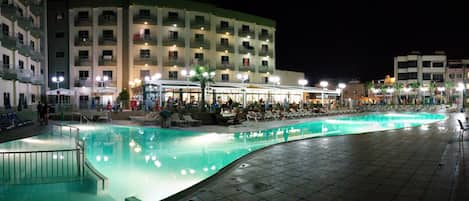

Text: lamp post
xmin=298 ymin=79 xmax=308 ymax=108
xmin=319 ymin=81 xmax=328 ymax=106
xmin=338 ymin=83 xmax=346 ymax=107
xmin=52 ymin=76 xmax=65 ymax=121
xmin=237 ymin=73 xmax=249 ymax=108
xmin=457 ymin=82 xmax=465 ymax=111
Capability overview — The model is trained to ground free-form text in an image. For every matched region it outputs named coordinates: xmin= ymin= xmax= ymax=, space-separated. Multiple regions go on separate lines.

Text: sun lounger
xmin=171 ymin=113 xmax=189 ymax=127
xmin=183 ymin=115 xmax=202 ymax=126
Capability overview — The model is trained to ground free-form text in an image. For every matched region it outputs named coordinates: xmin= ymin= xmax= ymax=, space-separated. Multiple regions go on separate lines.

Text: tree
xmin=118 ymin=89 xmax=130 ymax=109
xmin=409 ymin=81 xmax=420 ymax=104
xmin=190 ymin=66 xmax=215 ymax=111
xmin=429 ymin=81 xmax=436 ymax=104
xmin=393 ymin=82 xmax=403 ymax=104
xmin=365 ymin=81 xmax=374 ymax=97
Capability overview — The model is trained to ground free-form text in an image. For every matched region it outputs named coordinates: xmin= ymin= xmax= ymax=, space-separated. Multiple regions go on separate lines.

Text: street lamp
xmin=298 ymin=79 xmax=308 ymax=108
xmin=96 ymin=75 xmax=109 ymax=87
xmin=51 ymin=76 xmax=64 ymax=89
xmin=319 ymin=81 xmax=328 ymax=106
xmin=237 ymin=73 xmax=249 ymax=108
xmin=457 ymin=83 xmax=465 ymax=110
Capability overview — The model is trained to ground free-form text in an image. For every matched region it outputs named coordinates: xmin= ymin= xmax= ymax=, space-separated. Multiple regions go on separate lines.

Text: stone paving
xmin=167 ymin=113 xmax=469 ymax=201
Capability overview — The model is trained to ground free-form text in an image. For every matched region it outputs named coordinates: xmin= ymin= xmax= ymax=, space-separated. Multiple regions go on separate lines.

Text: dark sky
xmin=200 ymin=0 xmax=469 ymax=84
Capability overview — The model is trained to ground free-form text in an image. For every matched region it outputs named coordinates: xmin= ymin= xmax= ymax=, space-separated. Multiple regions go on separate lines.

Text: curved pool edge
xmin=161 ymin=113 xmax=448 ymax=201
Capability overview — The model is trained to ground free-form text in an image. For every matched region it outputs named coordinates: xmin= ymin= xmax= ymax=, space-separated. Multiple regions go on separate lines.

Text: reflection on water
xmin=77 ymin=112 xmax=445 ymax=201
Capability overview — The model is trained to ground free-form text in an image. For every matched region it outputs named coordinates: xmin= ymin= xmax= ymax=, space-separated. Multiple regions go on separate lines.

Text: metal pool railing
xmin=0 ymin=124 xmax=86 ymax=184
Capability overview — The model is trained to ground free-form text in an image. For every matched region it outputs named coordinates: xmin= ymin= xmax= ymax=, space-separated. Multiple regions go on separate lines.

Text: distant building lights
xmin=200 ymin=27 xmax=204 ymax=30
xmin=266 ymin=39 xmax=269 ymax=42
xmin=144 ymin=42 xmax=148 ymax=46
xmin=224 ymin=50 xmax=228 ymax=53
xmin=225 ymin=32 xmax=229 ymax=35
xmin=173 ymin=24 xmax=177 ymax=27
xmin=247 ymin=35 xmax=250 ymax=39
xmin=144 ymin=21 xmax=148 ymax=25
xmin=199 ymin=47 xmax=203 ymax=50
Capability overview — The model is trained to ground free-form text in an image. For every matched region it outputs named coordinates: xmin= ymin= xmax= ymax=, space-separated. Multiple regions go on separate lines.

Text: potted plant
xmin=159 ymin=110 xmax=172 ymax=128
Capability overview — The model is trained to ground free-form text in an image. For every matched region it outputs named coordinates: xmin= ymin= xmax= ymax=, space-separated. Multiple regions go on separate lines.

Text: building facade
xmin=0 ymin=0 xmax=45 ymax=110
xmin=394 ymin=51 xmax=446 ymax=87
xmin=62 ymin=0 xmax=277 ymax=108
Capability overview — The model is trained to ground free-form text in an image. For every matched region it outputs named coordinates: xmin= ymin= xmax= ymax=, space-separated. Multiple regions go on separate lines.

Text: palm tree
xmin=429 ymin=81 xmax=436 ymax=105
xmin=393 ymin=82 xmax=403 ymax=104
xmin=190 ymin=66 xmax=215 ymax=111
xmin=409 ymin=81 xmax=420 ymax=104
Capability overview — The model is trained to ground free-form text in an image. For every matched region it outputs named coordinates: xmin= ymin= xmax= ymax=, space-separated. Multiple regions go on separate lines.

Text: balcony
xmin=216 ymin=26 xmax=234 ymax=35
xmin=133 ymin=35 xmax=157 ymax=46
xmin=163 ymin=17 xmax=185 ymax=27
xmin=216 ymin=44 xmax=234 ymax=53
xmin=74 ymin=79 xmax=93 ymax=87
xmin=74 ymin=37 xmax=92 ymax=46
xmin=133 ymin=14 xmax=157 ymax=25
xmin=0 ymin=33 xmax=17 ymax=50
xmin=2 ymin=64 xmax=17 ymax=80
xmin=30 ymin=26 xmax=43 ymax=38
xmin=17 ymin=16 xmax=33 ymax=30
xmin=259 ymin=33 xmax=273 ymax=41
xmin=239 ymin=46 xmax=255 ymax=55
xmin=74 ymin=16 xmax=92 ymax=26
xmin=31 ymin=75 xmax=44 ymax=85
xmin=30 ymin=3 xmax=44 ymax=16
xmin=30 ymin=50 xmax=43 ymax=62
xmin=238 ymin=65 xmax=256 ymax=72
xmin=99 ymin=37 xmax=117 ymax=46
xmin=163 ymin=58 xmax=185 ymax=67
xmin=190 ymin=40 xmax=210 ymax=49
xmin=134 ymin=56 xmax=158 ymax=66
xmin=17 ymin=42 xmax=31 ymax=56
xmin=17 ymin=69 xmax=33 ymax=83
xmin=259 ymin=49 xmax=273 ymax=57
xmin=216 ymin=63 xmax=235 ymax=70
xmin=98 ymin=14 xmax=117 ymax=26
xmin=258 ymin=66 xmax=274 ymax=73
xmin=75 ymin=57 xmax=92 ymax=66
xmin=1 ymin=4 xmax=18 ymax=21
xmin=99 ymin=57 xmax=117 ymax=66
xmin=191 ymin=59 xmax=209 ymax=66
xmin=190 ymin=20 xmax=210 ymax=30
xmin=162 ymin=37 xmax=185 ymax=47
xmin=238 ymin=29 xmax=255 ymax=38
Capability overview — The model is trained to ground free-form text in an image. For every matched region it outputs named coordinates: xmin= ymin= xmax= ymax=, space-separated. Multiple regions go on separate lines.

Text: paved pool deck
xmin=165 ymin=113 xmax=469 ymax=201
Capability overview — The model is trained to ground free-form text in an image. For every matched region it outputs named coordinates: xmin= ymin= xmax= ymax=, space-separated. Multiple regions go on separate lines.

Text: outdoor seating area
xmin=170 ymin=113 xmax=202 ymax=127
xmin=358 ymin=104 xmax=456 ymax=113
xmin=246 ymin=108 xmax=360 ymax=121
xmin=0 ymin=112 xmax=34 ymax=131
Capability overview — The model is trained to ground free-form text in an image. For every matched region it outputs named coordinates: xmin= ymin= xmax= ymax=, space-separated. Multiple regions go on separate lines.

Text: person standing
xmin=42 ymin=102 xmax=49 ymax=125
xmin=228 ymin=97 xmax=233 ymax=112
xmin=37 ymin=101 xmax=43 ymax=125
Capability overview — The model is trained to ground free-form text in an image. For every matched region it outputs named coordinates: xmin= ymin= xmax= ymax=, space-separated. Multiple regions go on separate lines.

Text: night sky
xmin=200 ymin=0 xmax=469 ymax=84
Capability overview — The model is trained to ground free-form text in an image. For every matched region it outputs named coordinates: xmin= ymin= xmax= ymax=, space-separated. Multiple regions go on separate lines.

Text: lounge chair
xmin=183 ymin=115 xmax=202 ymax=126
xmin=130 ymin=112 xmax=159 ymax=124
xmin=170 ymin=113 xmax=189 ymax=127
xmin=8 ymin=112 xmax=33 ymax=127
xmin=0 ymin=114 xmax=14 ymax=131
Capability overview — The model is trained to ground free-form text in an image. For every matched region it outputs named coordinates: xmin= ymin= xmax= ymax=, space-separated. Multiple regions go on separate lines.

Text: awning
xmin=46 ymin=88 xmax=74 ymax=96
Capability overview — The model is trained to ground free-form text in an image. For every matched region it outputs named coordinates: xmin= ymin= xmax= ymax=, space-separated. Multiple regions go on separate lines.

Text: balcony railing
xmin=216 ymin=26 xmax=234 ymax=35
xmin=238 ymin=65 xmax=256 ymax=72
xmin=216 ymin=44 xmax=234 ymax=53
xmin=30 ymin=3 xmax=44 ymax=16
xmin=30 ymin=26 xmax=43 ymax=38
xmin=98 ymin=37 xmax=117 ymax=46
xmin=31 ymin=75 xmax=44 ymax=85
xmin=133 ymin=35 xmax=157 ymax=46
xmin=98 ymin=57 xmax=117 ymax=66
xmin=163 ymin=58 xmax=185 ymax=67
xmin=134 ymin=56 xmax=158 ymax=66
xmin=0 ymin=33 xmax=18 ymax=50
xmin=74 ymin=79 xmax=93 ymax=87
xmin=17 ymin=16 xmax=33 ymax=30
xmin=163 ymin=17 xmax=185 ymax=27
xmin=30 ymin=50 xmax=43 ymax=62
xmin=17 ymin=42 xmax=31 ymax=56
xmin=98 ymin=14 xmax=117 ymax=26
xmin=133 ymin=14 xmax=157 ymax=25
xmin=17 ymin=68 xmax=33 ymax=83
xmin=190 ymin=40 xmax=210 ymax=49
xmin=190 ymin=20 xmax=210 ymax=30
xmin=162 ymin=37 xmax=185 ymax=47
xmin=75 ymin=58 xmax=92 ymax=66
xmin=258 ymin=66 xmax=274 ymax=73
xmin=191 ymin=59 xmax=209 ymax=66
xmin=238 ymin=29 xmax=255 ymax=38
xmin=239 ymin=46 xmax=255 ymax=54
xmin=259 ymin=50 xmax=274 ymax=57
xmin=74 ymin=37 xmax=92 ymax=46
xmin=95 ymin=80 xmax=117 ymax=88
xmin=216 ymin=63 xmax=235 ymax=70
xmin=259 ymin=33 xmax=273 ymax=41
xmin=2 ymin=64 xmax=17 ymax=80
xmin=74 ymin=17 xmax=92 ymax=26
xmin=1 ymin=4 xmax=18 ymax=21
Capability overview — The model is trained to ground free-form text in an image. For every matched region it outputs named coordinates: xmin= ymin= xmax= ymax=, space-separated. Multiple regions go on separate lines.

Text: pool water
xmin=74 ymin=112 xmax=446 ymax=201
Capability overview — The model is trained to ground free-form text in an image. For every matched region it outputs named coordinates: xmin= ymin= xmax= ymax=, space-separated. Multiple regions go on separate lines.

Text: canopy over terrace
xmin=141 ymin=80 xmax=339 ymax=107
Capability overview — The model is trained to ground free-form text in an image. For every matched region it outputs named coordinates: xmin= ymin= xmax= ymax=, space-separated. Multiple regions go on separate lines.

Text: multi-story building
xmin=446 ymin=59 xmax=469 ymax=84
xmin=394 ymin=51 xmax=446 ymax=86
xmin=0 ymin=0 xmax=45 ymax=110
xmin=63 ymin=0 xmax=277 ymax=107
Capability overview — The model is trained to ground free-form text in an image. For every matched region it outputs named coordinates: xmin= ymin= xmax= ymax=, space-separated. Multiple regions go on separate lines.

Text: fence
xmin=0 ymin=124 xmax=85 ymax=184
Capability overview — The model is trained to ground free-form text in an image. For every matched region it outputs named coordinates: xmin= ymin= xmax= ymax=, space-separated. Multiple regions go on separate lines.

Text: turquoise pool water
xmin=73 ymin=112 xmax=446 ymax=201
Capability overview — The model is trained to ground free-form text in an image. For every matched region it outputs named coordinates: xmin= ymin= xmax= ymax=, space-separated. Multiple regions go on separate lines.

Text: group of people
xmin=36 ymin=101 xmax=49 ymax=125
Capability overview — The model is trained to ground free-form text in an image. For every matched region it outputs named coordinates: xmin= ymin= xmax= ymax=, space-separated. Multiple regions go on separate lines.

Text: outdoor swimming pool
xmin=71 ymin=112 xmax=446 ymax=201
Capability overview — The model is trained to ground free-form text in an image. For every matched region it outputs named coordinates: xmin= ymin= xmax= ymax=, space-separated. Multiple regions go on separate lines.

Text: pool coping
xmin=161 ymin=112 xmax=449 ymax=201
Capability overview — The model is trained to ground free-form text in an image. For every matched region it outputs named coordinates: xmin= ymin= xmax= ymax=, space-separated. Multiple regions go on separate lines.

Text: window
xmin=17 ymin=33 xmax=23 ymax=44
xmin=433 ymin=62 xmax=444 ymax=67
xmin=194 ymin=53 xmax=204 ymax=60
xmin=103 ymin=71 xmax=112 ymax=80
xmin=262 ymin=60 xmax=268 ymax=67
xmin=56 ymin=32 xmax=64 ymax=38
xmin=449 ymin=73 xmax=455 ymax=79
xmin=2 ymin=23 xmax=9 ymax=36
xmin=408 ymin=72 xmax=417 ymax=79
xmin=264 ymin=77 xmax=269 ymax=83
xmin=195 ymin=15 xmax=204 ymax=22
xmin=140 ymin=49 xmax=150 ymax=58
xmin=220 ymin=21 xmax=229 ymax=28
xmin=241 ymin=25 xmax=250 ymax=31
xmin=30 ymin=40 xmax=35 ymax=49
xmin=169 ymin=51 xmax=178 ymax=60
xmin=78 ymin=31 xmax=89 ymax=40
xmin=18 ymin=60 xmax=24 ymax=69
xmin=143 ymin=29 xmax=150 ymax=39
xmin=242 ymin=41 xmax=250 ymax=48
xmin=221 ymin=56 xmax=229 ymax=64
xmin=398 ymin=73 xmax=408 ymax=80
xmin=78 ymin=50 xmax=89 ymax=59
xmin=168 ymin=12 xmax=178 ymax=18
xmin=168 ymin=71 xmax=178 ymax=80
xmin=102 ymin=10 xmax=115 ymax=17
xmin=102 ymin=30 xmax=114 ymax=39
xmin=422 ymin=61 xmax=431 ymax=67
xmin=220 ymin=38 xmax=228 ymax=45
xmin=30 ymin=65 xmax=35 ymax=74
xmin=56 ymin=51 xmax=64 ymax=58
xmin=169 ymin=31 xmax=178 ymax=39
xmin=56 ymin=13 xmax=64 ymax=21
xmin=407 ymin=60 xmax=417 ymax=67
xmin=40 ymin=68 xmax=43 ymax=74
xmin=18 ymin=8 xmax=23 ymax=17
xmin=432 ymin=74 xmax=444 ymax=82
xmin=397 ymin=61 xmax=407 ymax=68
xmin=78 ymin=11 xmax=89 ymax=19
xmin=102 ymin=50 xmax=113 ymax=58
xmin=261 ymin=44 xmax=268 ymax=52
xmin=242 ymin=58 xmax=250 ymax=66
xmin=31 ymin=94 xmax=36 ymax=103
xmin=140 ymin=70 xmax=150 ymax=79
xmin=139 ymin=9 xmax=150 ymax=16
xmin=423 ymin=73 xmax=431 ymax=80
xmin=3 ymin=92 xmax=10 ymax=109
xmin=79 ymin=71 xmax=89 ymax=79
xmin=457 ymin=74 xmax=463 ymax=79
xmin=56 ymin=71 xmax=65 ymax=77
xmin=195 ymin=34 xmax=204 ymax=41
xmin=261 ymin=29 xmax=268 ymax=35
xmin=221 ymin=74 xmax=229 ymax=82
xmin=2 ymin=55 xmax=9 ymax=67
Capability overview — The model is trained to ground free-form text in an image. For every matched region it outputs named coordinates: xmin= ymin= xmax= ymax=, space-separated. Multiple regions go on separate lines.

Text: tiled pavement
xmin=168 ymin=113 xmax=469 ymax=201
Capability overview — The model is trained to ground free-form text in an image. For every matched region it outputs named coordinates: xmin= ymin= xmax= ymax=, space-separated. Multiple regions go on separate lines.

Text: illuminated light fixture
xmin=247 ymin=53 xmax=250 ymax=56
xmin=144 ymin=64 xmax=148 ymax=67
xmin=172 ymin=44 xmax=177 ymax=48
xmin=129 ymin=140 xmax=136 ymax=147
xmin=338 ymin=83 xmax=346 ymax=89
xmin=96 ymin=155 xmax=101 ymax=162
xmin=420 ymin=87 xmax=428 ymax=92
xmin=144 ymin=42 xmax=148 ymax=46
xmin=200 ymin=27 xmax=204 ymax=30
xmin=224 ymin=50 xmax=228 ymax=53
xmin=225 ymin=68 xmax=229 ymax=71
xmin=437 ymin=87 xmax=445 ymax=92
xmin=199 ymin=47 xmax=203 ymax=50
xmin=403 ymin=87 xmax=411 ymax=92
xmin=266 ymin=56 xmax=270 ymax=58
xmin=181 ymin=170 xmax=187 ymax=175
xmin=134 ymin=146 xmax=142 ymax=153
xmin=320 ymin=81 xmax=328 ymax=88
xmin=144 ymin=21 xmax=148 ymax=25
xmin=103 ymin=156 xmax=108 ymax=162
xmin=189 ymin=169 xmax=195 ymax=174
xmin=247 ymin=35 xmax=250 ymax=39
xmin=203 ymin=167 xmax=208 ymax=172
xmin=298 ymin=79 xmax=308 ymax=86
xmin=173 ymin=24 xmax=177 ymax=27
xmin=266 ymin=39 xmax=269 ymax=42
xmin=211 ymin=165 xmax=216 ymax=170
xmin=372 ymin=88 xmax=380 ymax=94
xmin=225 ymin=32 xmax=229 ymax=35
xmin=386 ymin=88 xmax=395 ymax=93
xmin=154 ymin=160 xmax=161 ymax=167
xmin=173 ymin=65 xmax=177 ymax=68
